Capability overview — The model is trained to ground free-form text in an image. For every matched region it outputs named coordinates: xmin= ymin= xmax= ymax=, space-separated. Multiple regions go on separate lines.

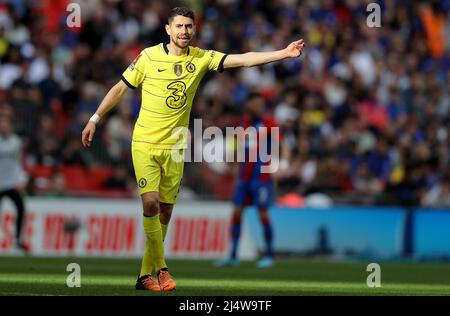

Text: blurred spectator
xmin=47 ymin=172 xmax=67 ymax=197
xmin=353 ymin=162 xmax=384 ymax=199
xmin=75 ymin=81 xmax=103 ymax=133
xmin=103 ymin=163 xmax=132 ymax=193
xmin=61 ymin=134 xmax=92 ymax=166
xmin=423 ymin=177 xmax=450 ymax=207
xmin=274 ymin=89 xmax=299 ymax=126
xmin=105 ymin=100 xmax=133 ymax=163
xmin=367 ymin=138 xmax=391 ymax=183
xmin=29 ymin=114 xmax=61 ymax=167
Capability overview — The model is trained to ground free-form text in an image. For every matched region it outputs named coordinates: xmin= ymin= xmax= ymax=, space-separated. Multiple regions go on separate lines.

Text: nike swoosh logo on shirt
xmin=158 ymin=69 xmax=166 ymax=72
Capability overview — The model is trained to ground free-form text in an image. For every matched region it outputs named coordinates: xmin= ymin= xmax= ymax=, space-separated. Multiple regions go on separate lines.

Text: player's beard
xmin=172 ymin=36 xmax=191 ymax=49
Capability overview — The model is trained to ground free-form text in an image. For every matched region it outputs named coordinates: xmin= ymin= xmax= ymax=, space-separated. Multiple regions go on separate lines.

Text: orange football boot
xmin=158 ymin=270 xmax=176 ymax=292
xmin=135 ymin=275 xmax=161 ymax=292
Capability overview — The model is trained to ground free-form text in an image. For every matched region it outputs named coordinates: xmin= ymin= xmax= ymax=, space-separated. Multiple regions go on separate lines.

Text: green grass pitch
xmin=1 ymin=256 xmax=450 ymax=296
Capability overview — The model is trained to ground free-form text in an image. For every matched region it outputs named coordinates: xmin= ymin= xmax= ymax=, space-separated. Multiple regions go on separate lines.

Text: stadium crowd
xmin=0 ymin=0 xmax=449 ymax=207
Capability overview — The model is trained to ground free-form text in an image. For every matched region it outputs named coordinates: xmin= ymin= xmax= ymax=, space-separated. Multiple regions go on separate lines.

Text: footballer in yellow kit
xmin=81 ymin=6 xmax=305 ymax=292
xmin=122 ymin=43 xmax=227 ymax=203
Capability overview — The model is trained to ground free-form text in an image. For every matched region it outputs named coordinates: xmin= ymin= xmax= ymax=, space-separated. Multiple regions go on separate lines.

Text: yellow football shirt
xmin=122 ymin=43 xmax=227 ymax=149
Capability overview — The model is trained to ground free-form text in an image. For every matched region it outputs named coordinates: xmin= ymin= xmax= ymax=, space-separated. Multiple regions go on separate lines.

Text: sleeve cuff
xmin=218 ymin=54 xmax=228 ymax=73
xmin=121 ymin=75 xmax=137 ymax=89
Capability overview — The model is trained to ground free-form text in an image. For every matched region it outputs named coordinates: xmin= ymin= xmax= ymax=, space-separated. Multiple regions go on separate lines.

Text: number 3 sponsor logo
xmin=166 ymin=81 xmax=187 ymax=109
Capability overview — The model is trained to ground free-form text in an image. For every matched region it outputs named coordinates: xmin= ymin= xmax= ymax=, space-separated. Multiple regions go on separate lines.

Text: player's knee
xmin=160 ymin=206 xmax=173 ymax=225
xmin=142 ymin=196 xmax=160 ymax=216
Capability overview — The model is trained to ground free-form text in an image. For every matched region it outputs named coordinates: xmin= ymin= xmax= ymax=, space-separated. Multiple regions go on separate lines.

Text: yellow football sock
xmin=140 ymin=215 xmax=167 ymax=276
xmin=161 ymin=223 xmax=168 ymax=242
xmin=140 ymin=237 xmax=154 ymax=277
xmin=139 ymin=220 xmax=170 ymax=276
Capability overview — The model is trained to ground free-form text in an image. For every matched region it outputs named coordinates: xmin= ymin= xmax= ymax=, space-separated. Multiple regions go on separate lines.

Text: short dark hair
xmin=168 ymin=7 xmax=195 ymax=24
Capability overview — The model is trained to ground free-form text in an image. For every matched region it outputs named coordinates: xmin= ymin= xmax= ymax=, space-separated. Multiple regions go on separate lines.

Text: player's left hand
xmin=285 ymin=39 xmax=305 ymax=58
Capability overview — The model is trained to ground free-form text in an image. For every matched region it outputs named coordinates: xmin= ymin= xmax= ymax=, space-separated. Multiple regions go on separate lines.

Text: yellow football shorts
xmin=131 ymin=141 xmax=185 ymax=204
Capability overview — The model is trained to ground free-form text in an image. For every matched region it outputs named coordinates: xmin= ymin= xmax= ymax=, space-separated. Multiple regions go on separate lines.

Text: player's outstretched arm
xmin=81 ymin=80 xmax=129 ymax=148
xmin=223 ymin=39 xmax=305 ymax=69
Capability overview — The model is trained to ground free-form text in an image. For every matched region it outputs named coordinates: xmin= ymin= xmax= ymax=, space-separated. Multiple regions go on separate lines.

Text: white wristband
xmin=89 ymin=113 xmax=101 ymax=124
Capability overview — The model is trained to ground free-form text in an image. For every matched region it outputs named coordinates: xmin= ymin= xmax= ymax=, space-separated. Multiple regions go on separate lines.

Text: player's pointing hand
xmin=284 ymin=39 xmax=305 ymax=58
